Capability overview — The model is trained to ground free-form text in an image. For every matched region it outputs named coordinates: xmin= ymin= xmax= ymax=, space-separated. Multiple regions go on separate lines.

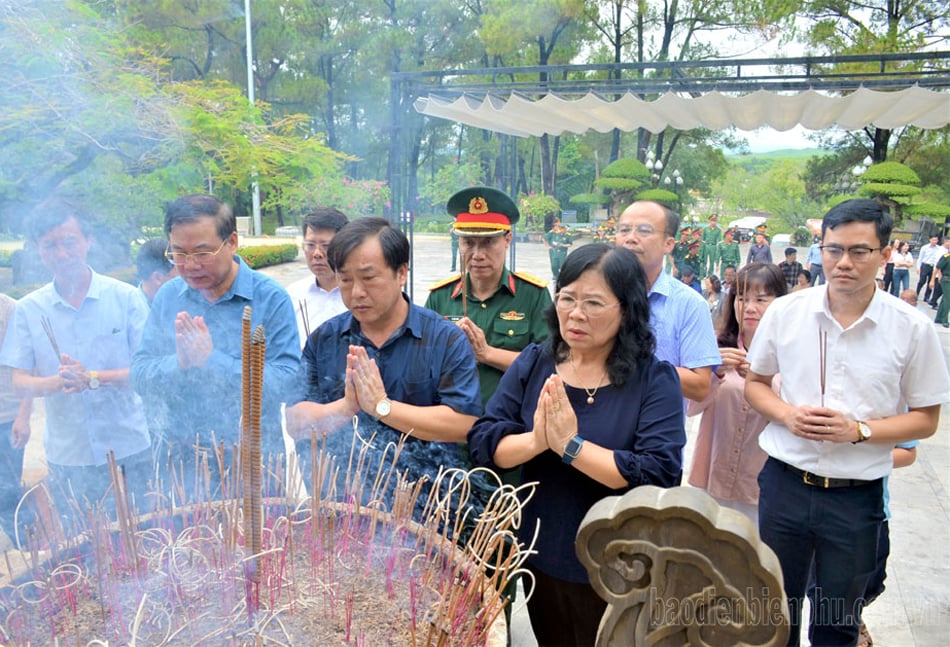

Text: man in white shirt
xmin=745 ymin=199 xmax=950 ymax=646
xmin=915 ymin=234 xmax=941 ymax=303
xmin=285 ymin=208 xmax=349 ymax=347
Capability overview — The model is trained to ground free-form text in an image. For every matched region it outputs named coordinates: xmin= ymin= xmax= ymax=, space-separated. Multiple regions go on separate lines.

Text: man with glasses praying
xmin=131 ymin=194 xmax=300 ymax=501
xmin=0 ymin=198 xmax=151 ymax=533
xmin=745 ymin=198 xmax=949 ymax=646
xmin=285 ymin=208 xmax=349 ymax=347
xmin=615 ymin=200 xmax=720 ymax=402
xmin=426 ymin=187 xmax=552 ymax=408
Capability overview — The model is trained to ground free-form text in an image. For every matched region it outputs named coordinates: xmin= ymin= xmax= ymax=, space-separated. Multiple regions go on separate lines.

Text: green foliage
xmin=569 ymin=193 xmax=611 ymax=205
xmin=860 ymin=161 xmax=921 ymax=186
xmin=417 ymin=161 xmax=482 ymax=215
xmin=518 ymin=192 xmax=561 ymax=228
xmin=904 ymin=202 xmax=950 ymax=219
xmin=237 ymin=244 xmax=299 ymax=269
xmin=859 ymin=183 xmax=921 ymax=198
xmin=594 ymin=177 xmax=644 ymax=191
xmin=601 ymin=158 xmax=649 ymax=179
xmin=635 ymin=188 xmax=680 ymax=209
xmin=283 ymin=178 xmax=390 ymax=219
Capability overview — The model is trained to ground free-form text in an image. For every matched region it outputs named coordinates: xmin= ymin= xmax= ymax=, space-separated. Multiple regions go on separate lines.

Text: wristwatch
xmin=562 ymin=435 xmax=584 ymax=464
xmin=853 ymin=420 xmax=872 ymax=444
xmin=88 ymin=371 xmax=100 ymax=390
xmin=374 ymin=397 xmax=392 ymax=419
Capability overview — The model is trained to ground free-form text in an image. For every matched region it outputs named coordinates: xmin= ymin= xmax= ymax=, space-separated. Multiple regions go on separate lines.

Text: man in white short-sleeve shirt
xmin=745 ymin=198 xmax=950 ymax=646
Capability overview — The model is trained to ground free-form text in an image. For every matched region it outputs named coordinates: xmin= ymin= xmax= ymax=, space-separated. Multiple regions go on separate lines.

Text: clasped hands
xmin=784 ymin=405 xmax=856 ymax=443
xmin=175 ymin=312 xmax=214 ymax=369
xmin=57 ymin=353 xmax=95 ymax=393
xmin=532 ymin=374 xmax=578 ymax=457
xmin=455 ymin=317 xmax=490 ymax=363
xmin=343 ymin=345 xmax=387 ymax=417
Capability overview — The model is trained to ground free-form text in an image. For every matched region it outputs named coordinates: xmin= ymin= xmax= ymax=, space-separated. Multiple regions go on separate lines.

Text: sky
xmin=742 ymin=124 xmax=820 ymax=153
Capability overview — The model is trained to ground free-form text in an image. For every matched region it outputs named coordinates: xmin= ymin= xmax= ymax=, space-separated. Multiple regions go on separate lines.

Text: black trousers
xmin=525 ymin=563 xmax=606 ymax=646
xmin=916 ymin=263 xmax=934 ymax=300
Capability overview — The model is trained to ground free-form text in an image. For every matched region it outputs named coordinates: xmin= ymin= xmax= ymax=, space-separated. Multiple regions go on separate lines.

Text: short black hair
xmin=302 ymin=208 xmax=349 ymax=237
xmin=544 ymin=243 xmax=655 ymax=387
xmin=784 ymin=247 xmax=797 ymax=257
xmin=821 ymin=199 xmax=892 ymax=248
xmin=28 ymin=198 xmax=91 ymax=242
xmin=136 ymin=238 xmax=173 ymax=280
xmin=718 ymin=263 xmax=788 ymax=348
xmin=327 ymin=217 xmax=409 ymax=272
xmin=164 ymin=194 xmax=235 ymax=240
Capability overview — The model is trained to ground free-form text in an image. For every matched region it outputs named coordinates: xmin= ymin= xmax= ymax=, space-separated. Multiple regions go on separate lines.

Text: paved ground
xmin=11 ymin=233 xmax=950 ymax=645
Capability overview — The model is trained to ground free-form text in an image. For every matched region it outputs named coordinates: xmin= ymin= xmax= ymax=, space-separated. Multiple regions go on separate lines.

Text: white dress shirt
xmin=918 ymin=242 xmax=943 ymax=268
xmin=747 ymin=285 xmax=950 ymax=480
xmin=285 ymin=276 xmax=347 ymax=347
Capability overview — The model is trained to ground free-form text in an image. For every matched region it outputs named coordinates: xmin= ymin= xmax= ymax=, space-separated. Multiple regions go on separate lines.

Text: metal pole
xmin=245 ymin=0 xmax=262 ymax=236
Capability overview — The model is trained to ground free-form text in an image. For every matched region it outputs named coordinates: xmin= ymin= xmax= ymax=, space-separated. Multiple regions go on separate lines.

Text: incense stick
xmin=818 ymin=328 xmax=827 ymax=407
xmin=298 ymin=300 xmax=311 ymax=339
xmin=40 ymin=315 xmax=62 ymax=362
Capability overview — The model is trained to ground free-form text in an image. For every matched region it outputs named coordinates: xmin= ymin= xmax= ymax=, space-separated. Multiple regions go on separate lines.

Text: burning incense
xmin=461 ymin=271 xmax=468 ymax=318
xmin=819 ymin=328 xmax=828 ymax=407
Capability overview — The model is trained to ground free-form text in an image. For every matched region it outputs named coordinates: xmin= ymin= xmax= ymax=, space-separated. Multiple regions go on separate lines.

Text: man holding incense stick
xmin=131 ymin=194 xmax=299 ymax=500
xmin=426 ymin=187 xmax=551 ymax=407
xmin=745 ymin=199 xmax=950 ymax=646
xmin=285 ymin=208 xmax=349 ymax=348
xmin=0 ymin=198 xmax=151 ymax=532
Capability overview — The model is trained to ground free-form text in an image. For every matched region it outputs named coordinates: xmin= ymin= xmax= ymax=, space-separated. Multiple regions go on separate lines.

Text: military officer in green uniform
xmin=932 ymin=245 xmax=950 ymax=327
xmin=691 ymin=227 xmax=706 ymax=276
xmin=670 ymin=226 xmax=691 ymax=278
xmin=701 ymin=213 xmax=723 ymax=276
xmin=718 ymin=227 xmax=741 ymax=276
xmin=545 ymin=216 xmax=573 ymax=280
xmin=426 ymin=187 xmax=553 ymax=406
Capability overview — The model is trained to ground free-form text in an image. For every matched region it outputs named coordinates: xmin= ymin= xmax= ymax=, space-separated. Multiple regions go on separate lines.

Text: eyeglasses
xmin=165 ymin=239 xmax=228 ymax=266
xmin=616 ymin=224 xmax=666 ymax=238
xmin=819 ymin=244 xmax=881 ymax=262
xmin=554 ymin=293 xmax=621 ymax=317
xmin=303 ymin=242 xmax=331 ymax=254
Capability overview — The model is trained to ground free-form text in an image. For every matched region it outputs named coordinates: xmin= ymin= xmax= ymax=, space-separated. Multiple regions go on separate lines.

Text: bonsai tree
xmin=856 ymin=161 xmax=921 ymax=224
xmin=593 ymin=158 xmax=650 ymax=214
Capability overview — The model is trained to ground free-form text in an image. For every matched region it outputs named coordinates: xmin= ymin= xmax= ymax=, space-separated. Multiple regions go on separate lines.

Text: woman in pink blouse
xmin=687 ymin=263 xmax=787 ymax=521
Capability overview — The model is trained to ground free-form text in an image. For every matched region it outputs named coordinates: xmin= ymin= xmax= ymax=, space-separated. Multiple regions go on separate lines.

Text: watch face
xmin=375 ymin=399 xmax=391 ymax=418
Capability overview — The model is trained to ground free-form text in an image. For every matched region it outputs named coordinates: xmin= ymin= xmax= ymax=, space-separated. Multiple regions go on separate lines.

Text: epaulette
xmin=428 ymin=273 xmax=462 ymax=291
xmin=512 ymin=270 xmax=548 ymax=289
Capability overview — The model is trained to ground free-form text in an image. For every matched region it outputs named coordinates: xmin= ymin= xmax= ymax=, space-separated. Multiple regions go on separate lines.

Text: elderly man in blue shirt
xmin=286 ymin=218 xmax=482 ymax=518
xmin=131 ymin=194 xmax=300 ymax=501
xmin=0 ymin=199 xmax=151 ymax=531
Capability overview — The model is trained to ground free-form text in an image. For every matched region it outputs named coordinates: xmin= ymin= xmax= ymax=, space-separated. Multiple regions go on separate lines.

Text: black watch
xmin=562 ymin=436 xmax=584 ymax=465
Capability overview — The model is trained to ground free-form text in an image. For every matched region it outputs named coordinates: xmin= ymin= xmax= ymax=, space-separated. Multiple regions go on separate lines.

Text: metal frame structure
xmin=388 ymin=52 xmax=950 ymax=293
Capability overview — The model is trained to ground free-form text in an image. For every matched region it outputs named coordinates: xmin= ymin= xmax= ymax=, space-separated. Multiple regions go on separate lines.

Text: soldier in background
xmin=718 ymin=228 xmax=741 ymax=277
xmin=701 ymin=213 xmax=723 ymax=276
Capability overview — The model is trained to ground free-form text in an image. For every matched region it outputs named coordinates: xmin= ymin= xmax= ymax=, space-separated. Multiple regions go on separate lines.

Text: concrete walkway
xmin=11 ymin=233 xmax=950 ymax=645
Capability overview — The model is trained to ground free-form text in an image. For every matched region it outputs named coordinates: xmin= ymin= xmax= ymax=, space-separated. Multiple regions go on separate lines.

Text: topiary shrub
xmin=237 ymin=244 xmax=299 ymax=269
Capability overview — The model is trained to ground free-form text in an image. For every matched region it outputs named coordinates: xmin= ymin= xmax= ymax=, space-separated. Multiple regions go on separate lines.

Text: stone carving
xmin=577 ymin=486 xmax=789 ymax=647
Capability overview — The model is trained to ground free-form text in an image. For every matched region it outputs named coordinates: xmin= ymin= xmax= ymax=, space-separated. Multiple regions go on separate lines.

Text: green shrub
xmin=237 ymin=244 xmax=299 ymax=269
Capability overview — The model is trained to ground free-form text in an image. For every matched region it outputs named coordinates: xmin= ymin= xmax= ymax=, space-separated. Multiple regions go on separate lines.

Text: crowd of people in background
xmin=0 ymin=191 xmax=947 ymax=647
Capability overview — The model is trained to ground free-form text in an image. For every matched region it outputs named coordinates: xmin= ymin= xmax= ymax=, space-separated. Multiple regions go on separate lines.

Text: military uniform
xmin=426 ymin=269 xmax=552 ymax=404
xmin=691 ymin=229 xmax=707 ymax=275
xmin=718 ymin=231 xmax=741 ymax=274
xmin=671 ymin=228 xmax=691 ymax=278
xmin=546 ymin=225 xmax=572 ymax=280
xmin=701 ymin=221 xmax=723 ymax=275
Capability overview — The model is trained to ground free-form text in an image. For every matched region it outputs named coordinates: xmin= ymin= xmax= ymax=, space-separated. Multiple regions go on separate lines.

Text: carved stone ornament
xmin=576 ymin=486 xmax=789 ymax=647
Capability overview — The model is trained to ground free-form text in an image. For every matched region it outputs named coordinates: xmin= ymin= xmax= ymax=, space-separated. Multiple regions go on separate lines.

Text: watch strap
xmin=562 ymin=436 xmax=584 ymax=464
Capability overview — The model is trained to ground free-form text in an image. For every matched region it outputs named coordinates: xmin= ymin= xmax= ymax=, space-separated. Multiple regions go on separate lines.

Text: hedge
xmin=237 ymin=244 xmax=299 ymax=269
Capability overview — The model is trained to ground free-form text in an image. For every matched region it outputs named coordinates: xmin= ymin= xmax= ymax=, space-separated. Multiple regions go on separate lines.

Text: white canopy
xmin=414 ymin=86 xmax=950 ymax=137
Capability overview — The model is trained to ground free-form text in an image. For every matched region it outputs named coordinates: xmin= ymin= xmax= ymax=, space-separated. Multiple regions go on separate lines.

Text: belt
xmin=777 ymin=460 xmax=878 ymax=489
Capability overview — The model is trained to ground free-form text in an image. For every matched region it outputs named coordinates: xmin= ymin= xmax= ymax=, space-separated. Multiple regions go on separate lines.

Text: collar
xmin=52 ymin=266 xmax=100 ymax=307
xmin=344 ymin=294 xmax=422 ymax=347
xmin=648 ymin=269 xmax=674 ymax=298
xmin=811 ymin=284 xmax=884 ymax=328
xmin=449 ymin=268 xmax=516 ymax=299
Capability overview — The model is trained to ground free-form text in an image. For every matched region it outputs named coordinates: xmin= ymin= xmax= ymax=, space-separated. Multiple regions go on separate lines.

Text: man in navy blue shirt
xmin=286 ymin=218 xmax=482 ymax=514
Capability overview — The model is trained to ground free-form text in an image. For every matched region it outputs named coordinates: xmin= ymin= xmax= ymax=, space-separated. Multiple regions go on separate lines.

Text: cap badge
xmin=469 ymin=197 xmax=489 ymax=214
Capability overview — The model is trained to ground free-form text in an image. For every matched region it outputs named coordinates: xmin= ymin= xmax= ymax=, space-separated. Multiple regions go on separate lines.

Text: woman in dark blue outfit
xmin=467 ymin=244 xmax=685 ymax=647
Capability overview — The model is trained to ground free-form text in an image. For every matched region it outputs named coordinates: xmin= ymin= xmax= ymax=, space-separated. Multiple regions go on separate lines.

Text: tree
xmin=856 ymin=161 xmax=921 ymax=223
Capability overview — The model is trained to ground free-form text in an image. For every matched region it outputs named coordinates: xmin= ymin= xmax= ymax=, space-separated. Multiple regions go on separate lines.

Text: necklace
xmin=569 ymin=353 xmax=609 ymax=405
